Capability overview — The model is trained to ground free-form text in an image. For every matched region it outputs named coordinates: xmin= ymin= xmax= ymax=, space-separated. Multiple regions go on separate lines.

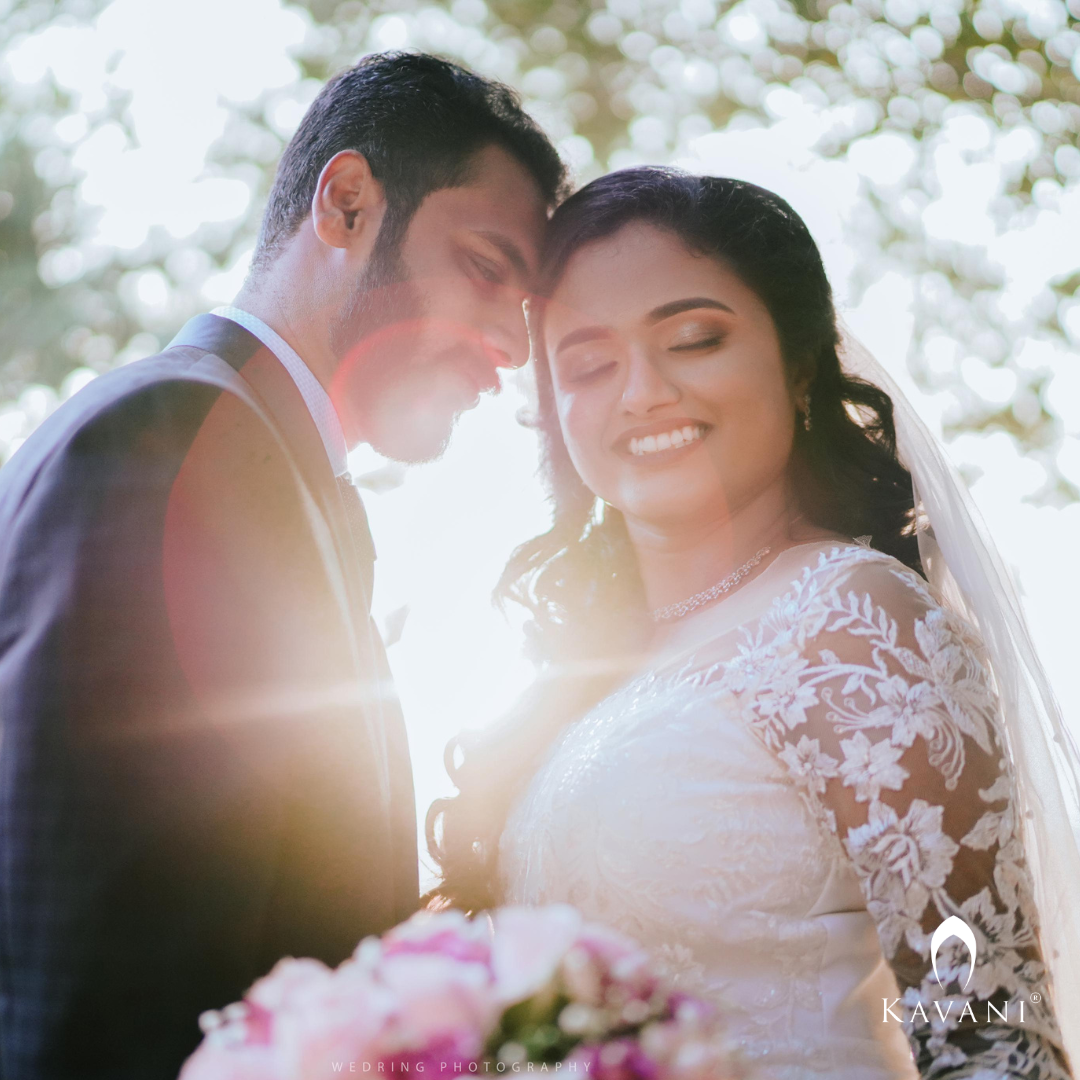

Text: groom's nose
xmin=482 ymin=292 xmax=531 ymax=371
xmin=491 ymin=342 xmax=528 ymax=371
xmin=489 ymin=347 xmax=522 ymax=371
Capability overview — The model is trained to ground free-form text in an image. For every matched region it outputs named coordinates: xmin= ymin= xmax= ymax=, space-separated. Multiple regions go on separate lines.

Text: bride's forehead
xmin=553 ymin=220 xmax=695 ymax=272
xmin=544 ymin=241 xmax=751 ymax=330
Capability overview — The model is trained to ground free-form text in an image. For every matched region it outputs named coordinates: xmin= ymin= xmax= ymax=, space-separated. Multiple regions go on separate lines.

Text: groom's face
xmin=331 ymin=145 xmax=548 ymax=463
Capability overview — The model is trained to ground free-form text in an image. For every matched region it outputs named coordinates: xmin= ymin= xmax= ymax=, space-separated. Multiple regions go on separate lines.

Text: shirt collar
xmin=211 ymin=305 xmax=349 ymax=478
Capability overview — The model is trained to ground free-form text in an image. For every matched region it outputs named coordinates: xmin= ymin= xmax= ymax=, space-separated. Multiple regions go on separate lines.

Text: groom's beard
xmin=329 ymin=225 xmax=502 ymax=464
xmin=328 ymin=239 xmax=424 ymax=365
xmin=328 ymin=239 xmax=429 ymax=461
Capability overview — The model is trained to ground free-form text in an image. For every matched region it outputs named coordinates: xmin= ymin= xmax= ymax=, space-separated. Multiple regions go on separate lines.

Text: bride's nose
xmin=620 ymin=346 xmax=680 ymax=416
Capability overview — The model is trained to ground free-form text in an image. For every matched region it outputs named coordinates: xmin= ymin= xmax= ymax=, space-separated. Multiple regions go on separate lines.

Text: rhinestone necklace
xmin=650 ymin=545 xmax=772 ymax=623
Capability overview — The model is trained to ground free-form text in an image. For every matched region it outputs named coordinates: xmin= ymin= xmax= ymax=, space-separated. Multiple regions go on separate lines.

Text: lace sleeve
xmin=745 ymin=547 xmax=1073 ymax=1079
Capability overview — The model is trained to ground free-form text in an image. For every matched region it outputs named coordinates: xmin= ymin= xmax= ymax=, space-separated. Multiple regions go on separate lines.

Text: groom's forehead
xmin=420 ymin=144 xmax=549 ymax=274
xmin=459 ymin=143 xmax=549 ymax=222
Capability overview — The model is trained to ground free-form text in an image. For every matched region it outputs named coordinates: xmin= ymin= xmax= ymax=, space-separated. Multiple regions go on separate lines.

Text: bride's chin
xmin=617 ymin=488 xmax=726 ymax=531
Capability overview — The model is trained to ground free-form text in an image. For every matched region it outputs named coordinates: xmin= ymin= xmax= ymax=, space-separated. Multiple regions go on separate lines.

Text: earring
xmin=801 ymin=393 xmax=812 ymax=432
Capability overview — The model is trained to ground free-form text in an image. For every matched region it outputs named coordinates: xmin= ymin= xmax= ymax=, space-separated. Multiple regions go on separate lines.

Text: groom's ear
xmin=311 ymin=150 xmax=387 ymax=255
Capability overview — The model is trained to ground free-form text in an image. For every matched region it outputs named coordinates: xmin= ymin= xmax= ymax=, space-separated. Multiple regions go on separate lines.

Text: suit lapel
xmin=168 ymin=314 xmax=418 ymax=915
xmin=168 ymin=315 xmax=373 ymax=616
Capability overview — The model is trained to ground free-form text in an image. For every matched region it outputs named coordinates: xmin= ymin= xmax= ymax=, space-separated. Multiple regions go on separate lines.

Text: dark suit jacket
xmin=0 ymin=315 xmax=419 ymax=1079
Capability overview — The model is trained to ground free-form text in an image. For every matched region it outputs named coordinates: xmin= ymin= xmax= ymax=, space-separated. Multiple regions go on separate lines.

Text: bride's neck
xmin=623 ymin=481 xmax=820 ymax=616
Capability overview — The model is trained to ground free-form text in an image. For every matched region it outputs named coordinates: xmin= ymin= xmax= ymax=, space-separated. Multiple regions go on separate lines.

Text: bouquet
xmin=181 ymin=904 xmax=747 ymax=1079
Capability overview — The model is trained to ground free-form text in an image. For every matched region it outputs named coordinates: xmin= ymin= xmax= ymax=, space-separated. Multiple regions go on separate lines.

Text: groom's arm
xmin=0 ymin=376 xmax=389 ymax=1080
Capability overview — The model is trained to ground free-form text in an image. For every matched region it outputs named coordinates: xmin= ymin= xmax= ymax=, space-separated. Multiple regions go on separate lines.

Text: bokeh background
xmin=2 ymin=0 xmax=1079 ymax=887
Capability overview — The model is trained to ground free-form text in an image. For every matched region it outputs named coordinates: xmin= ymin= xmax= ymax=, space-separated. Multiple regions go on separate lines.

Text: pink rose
xmin=380 ymin=909 xmax=493 ymax=967
xmin=563 ymin=924 xmax=657 ymax=1010
xmin=180 ymin=1041 xmax=287 ymax=1080
xmin=374 ymin=950 xmax=500 ymax=1051
xmin=274 ymin=962 xmax=399 ymax=1074
xmin=247 ymin=958 xmax=334 ymax=1015
xmin=180 ymin=960 xmax=334 ymax=1080
xmin=490 ymin=904 xmax=583 ymax=1004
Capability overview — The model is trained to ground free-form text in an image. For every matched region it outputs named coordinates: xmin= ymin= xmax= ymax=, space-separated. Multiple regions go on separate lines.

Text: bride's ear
xmin=790 ymin=358 xmax=817 ymax=407
xmin=311 ymin=150 xmax=387 ymax=256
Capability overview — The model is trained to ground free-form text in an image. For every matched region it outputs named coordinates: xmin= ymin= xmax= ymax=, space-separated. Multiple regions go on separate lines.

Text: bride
xmin=425 ymin=168 xmax=1077 ymax=1078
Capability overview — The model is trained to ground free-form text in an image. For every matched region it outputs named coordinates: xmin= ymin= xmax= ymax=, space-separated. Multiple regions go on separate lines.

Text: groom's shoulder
xmin=12 ymin=345 xmax=226 ymax=462
xmin=0 ymin=343 xmax=279 ymax=521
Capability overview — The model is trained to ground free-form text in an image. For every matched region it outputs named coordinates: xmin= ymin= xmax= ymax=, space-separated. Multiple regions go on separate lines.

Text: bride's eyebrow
xmin=646 ymin=297 xmax=735 ymax=323
xmin=554 ymin=325 xmax=614 ymax=355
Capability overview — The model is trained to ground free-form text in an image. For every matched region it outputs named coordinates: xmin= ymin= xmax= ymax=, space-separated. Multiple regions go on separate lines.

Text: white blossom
xmin=838 ymin=731 xmax=909 ymax=802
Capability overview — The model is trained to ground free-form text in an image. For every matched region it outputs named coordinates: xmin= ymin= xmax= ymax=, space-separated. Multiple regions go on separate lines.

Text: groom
xmin=0 ymin=53 xmax=564 ymax=1079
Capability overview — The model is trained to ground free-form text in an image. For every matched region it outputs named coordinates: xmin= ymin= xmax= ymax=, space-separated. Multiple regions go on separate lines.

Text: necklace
xmin=650 ymin=545 xmax=772 ymax=623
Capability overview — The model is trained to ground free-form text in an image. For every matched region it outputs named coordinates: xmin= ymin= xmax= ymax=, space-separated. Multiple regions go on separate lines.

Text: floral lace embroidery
xmin=721 ymin=545 xmax=1071 ymax=1077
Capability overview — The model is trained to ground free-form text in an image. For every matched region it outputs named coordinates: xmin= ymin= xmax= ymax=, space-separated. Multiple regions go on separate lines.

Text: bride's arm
xmin=748 ymin=551 xmax=1072 ymax=1079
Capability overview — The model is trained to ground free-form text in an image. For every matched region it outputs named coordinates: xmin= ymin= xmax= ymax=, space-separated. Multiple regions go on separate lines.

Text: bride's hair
xmin=425 ymin=166 xmax=922 ymax=913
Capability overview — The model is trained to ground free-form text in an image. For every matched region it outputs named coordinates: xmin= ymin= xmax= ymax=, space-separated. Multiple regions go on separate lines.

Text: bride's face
xmin=544 ymin=222 xmax=800 ymax=530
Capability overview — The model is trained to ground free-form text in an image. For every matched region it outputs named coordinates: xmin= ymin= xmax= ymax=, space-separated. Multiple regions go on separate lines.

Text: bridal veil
xmin=840 ymin=324 xmax=1080 ymax=1069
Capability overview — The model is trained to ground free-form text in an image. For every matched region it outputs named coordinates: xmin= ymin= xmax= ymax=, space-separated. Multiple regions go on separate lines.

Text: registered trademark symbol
xmin=1031 ymin=992 xmax=1042 ymax=1003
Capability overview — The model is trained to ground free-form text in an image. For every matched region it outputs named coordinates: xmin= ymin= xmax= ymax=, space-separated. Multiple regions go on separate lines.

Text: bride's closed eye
xmin=669 ymin=334 xmax=725 ymax=353
xmin=664 ymin=320 xmax=730 ymax=353
xmin=561 ymin=347 xmax=619 ymax=385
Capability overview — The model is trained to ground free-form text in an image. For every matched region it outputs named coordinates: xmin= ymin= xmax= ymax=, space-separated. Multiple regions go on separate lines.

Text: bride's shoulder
xmin=773 ymin=537 xmax=974 ymax=635
xmin=780 ymin=538 xmax=987 ymax=658
xmin=790 ymin=537 xmax=935 ymax=604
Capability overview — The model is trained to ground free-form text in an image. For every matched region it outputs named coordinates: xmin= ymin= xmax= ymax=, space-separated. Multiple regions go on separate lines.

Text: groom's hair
xmin=252 ymin=52 xmax=567 ymax=272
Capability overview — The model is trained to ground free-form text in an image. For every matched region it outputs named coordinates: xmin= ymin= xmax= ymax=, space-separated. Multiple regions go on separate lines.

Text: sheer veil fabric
xmin=838 ymin=324 xmax=1080 ymax=1069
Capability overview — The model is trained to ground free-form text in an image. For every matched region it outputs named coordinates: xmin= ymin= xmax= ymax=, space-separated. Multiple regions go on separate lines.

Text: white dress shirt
xmin=211 ymin=305 xmax=349 ymax=478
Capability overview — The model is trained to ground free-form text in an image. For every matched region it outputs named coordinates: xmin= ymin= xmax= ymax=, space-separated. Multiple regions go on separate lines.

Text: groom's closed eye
xmin=472 ymin=230 xmax=533 ymax=286
xmin=456 ymin=240 xmax=513 ymax=294
xmin=469 ymin=253 xmax=507 ymax=285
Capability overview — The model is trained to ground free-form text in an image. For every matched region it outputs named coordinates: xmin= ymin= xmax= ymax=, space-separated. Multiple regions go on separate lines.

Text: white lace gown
xmin=498 ymin=540 xmax=1072 ymax=1079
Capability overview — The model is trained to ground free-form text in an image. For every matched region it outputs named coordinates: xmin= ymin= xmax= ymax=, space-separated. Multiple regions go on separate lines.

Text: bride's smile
xmin=623 ymin=420 xmax=708 ymax=459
